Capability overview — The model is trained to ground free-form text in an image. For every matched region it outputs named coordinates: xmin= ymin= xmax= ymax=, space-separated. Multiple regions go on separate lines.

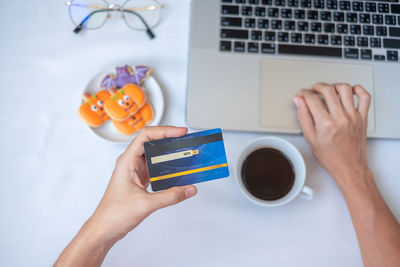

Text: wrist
xmin=55 ymin=216 xmax=120 ymax=266
xmin=332 ymin=166 xmax=374 ymax=195
xmin=82 ymin=215 xmax=121 ymax=252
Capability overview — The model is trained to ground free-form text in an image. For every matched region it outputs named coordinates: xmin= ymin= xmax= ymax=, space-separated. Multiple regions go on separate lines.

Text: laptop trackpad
xmin=260 ymin=59 xmax=375 ymax=132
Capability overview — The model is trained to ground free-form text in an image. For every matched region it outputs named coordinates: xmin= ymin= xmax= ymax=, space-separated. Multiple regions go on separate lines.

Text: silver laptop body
xmin=187 ymin=0 xmax=400 ymax=139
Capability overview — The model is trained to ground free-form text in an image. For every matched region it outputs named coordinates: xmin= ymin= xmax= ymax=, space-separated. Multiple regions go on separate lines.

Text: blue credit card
xmin=144 ymin=128 xmax=229 ymax=191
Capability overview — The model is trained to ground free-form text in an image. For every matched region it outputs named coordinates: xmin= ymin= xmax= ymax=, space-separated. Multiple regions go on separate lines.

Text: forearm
xmin=54 ymin=217 xmax=118 ymax=267
xmin=335 ymin=169 xmax=400 ymax=267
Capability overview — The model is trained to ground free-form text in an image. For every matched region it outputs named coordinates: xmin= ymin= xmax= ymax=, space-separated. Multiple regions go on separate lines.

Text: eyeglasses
xmin=65 ymin=0 xmax=163 ymax=39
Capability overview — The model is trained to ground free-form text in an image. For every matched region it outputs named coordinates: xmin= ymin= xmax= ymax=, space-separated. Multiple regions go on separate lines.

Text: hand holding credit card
xmin=144 ymin=128 xmax=230 ymax=191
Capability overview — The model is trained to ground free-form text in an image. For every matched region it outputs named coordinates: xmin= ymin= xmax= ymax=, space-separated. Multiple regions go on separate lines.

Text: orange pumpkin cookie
xmin=79 ymin=90 xmax=110 ymax=127
xmin=104 ymin=84 xmax=146 ymax=121
xmin=113 ymin=103 xmax=154 ymax=135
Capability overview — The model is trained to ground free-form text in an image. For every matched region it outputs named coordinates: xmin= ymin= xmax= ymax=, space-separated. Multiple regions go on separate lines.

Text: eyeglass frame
xmin=65 ymin=0 xmax=163 ymax=39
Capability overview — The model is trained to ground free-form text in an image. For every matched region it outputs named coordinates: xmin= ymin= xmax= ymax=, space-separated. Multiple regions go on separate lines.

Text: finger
xmin=334 ymin=83 xmax=356 ymax=114
xmin=294 ymin=95 xmax=316 ymax=142
xmin=125 ymin=126 xmax=188 ymax=157
xmin=353 ymin=85 xmax=371 ymax=121
xmin=149 ymin=185 xmax=197 ymax=210
xmin=312 ymin=82 xmax=343 ymax=117
xmin=300 ymin=89 xmax=330 ymax=124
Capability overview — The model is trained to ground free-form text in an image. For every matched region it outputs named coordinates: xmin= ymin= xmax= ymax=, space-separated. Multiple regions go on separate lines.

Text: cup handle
xmin=299 ymin=185 xmax=314 ymax=200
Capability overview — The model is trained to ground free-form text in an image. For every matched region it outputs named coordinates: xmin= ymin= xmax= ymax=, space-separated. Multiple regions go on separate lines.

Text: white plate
xmin=82 ymin=66 xmax=164 ymax=144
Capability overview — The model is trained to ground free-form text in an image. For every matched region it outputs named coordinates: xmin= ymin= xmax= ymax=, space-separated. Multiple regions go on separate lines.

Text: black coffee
xmin=241 ymin=148 xmax=295 ymax=201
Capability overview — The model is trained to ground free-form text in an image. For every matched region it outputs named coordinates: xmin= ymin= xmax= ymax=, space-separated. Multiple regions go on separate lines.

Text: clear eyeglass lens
xmin=123 ymin=0 xmax=162 ymax=30
xmin=68 ymin=0 xmax=108 ymax=29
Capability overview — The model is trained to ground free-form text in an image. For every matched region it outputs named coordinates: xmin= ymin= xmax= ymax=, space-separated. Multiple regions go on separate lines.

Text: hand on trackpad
xmin=259 ymin=59 xmax=375 ymax=132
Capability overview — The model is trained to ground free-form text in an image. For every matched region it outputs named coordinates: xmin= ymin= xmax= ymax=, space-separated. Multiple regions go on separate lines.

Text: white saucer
xmin=82 ymin=66 xmax=164 ymax=144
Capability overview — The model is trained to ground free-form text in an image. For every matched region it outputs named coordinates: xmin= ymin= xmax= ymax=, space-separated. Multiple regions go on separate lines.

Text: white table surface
xmin=1 ymin=1 xmax=399 ymax=266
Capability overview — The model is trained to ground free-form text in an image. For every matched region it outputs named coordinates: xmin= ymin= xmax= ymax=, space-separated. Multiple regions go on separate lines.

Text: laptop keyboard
xmin=219 ymin=0 xmax=400 ymax=62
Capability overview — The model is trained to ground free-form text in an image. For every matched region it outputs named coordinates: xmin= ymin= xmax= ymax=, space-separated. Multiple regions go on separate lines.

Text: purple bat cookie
xmin=101 ymin=65 xmax=152 ymax=90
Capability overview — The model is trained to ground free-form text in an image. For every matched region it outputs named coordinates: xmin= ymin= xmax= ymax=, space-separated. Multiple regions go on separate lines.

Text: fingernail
xmin=294 ymin=97 xmax=302 ymax=108
xmin=184 ymin=186 xmax=196 ymax=198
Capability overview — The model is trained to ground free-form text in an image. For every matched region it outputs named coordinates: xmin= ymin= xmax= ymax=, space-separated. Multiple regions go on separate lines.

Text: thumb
xmin=294 ymin=95 xmax=316 ymax=142
xmin=149 ymin=185 xmax=197 ymax=210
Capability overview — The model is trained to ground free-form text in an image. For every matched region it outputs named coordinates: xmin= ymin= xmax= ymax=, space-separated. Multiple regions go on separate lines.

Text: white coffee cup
xmin=235 ymin=136 xmax=313 ymax=207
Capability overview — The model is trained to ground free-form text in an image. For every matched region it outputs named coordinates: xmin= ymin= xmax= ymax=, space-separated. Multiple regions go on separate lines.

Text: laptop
xmin=186 ymin=0 xmax=400 ymax=139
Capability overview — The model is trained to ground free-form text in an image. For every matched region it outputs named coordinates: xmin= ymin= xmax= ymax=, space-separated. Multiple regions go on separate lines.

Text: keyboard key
xmin=248 ymin=42 xmax=259 ymax=53
xmin=347 ymin=13 xmax=357 ymax=23
xmin=249 ymin=0 xmax=260 ymax=4
xmin=221 ymin=29 xmax=249 ymax=39
xmin=245 ymin=18 xmax=256 ymax=28
xmin=374 ymin=55 xmax=385 ymax=61
xmin=265 ymin=31 xmax=276 ymax=41
xmin=327 ymin=0 xmax=338 ymax=10
xmin=305 ymin=33 xmax=316 ymax=43
xmin=291 ymin=32 xmax=302 ymax=43
xmin=311 ymin=22 xmax=322 ymax=32
xmin=314 ymin=0 xmax=324 ymax=9
xmin=255 ymin=7 xmax=266 ymax=16
xmin=376 ymin=26 xmax=388 ymax=36
xmin=281 ymin=8 xmax=293 ymax=18
xmin=279 ymin=44 xmax=342 ymax=57
xmin=318 ymin=34 xmax=329 ymax=44
xmin=220 ymin=41 xmax=232 ymax=51
xmin=385 ymin=15 xmax=396 ymax=25
xmin=384 ymin=38 xmax=400 ymax=49
xmin=261 ymin=0 xmax=272 ymax=4
xmin=268 ymin=8 xmax=279 ymax=17
xmin=258 ymin=19 xmax=269 ymax=29
xmin=287 ymin=0 xmax=298 ymax=7
xmin=222 ymin=5 xmax=239 ymax=15
xmin=350 ymin=24 xmax=361 ymax=34
xmin=389 ymin=27 xmax=400 ymax=37
xmin=298 ymin=21 xmax=309 ymax=31
xmin=278 ymin=32 xmax=289 ymax=42
xmin=357 ymin=37 xmax=368 ymax=47
xmin=261 ymin=43 xmax=276 ymax=53
xmin=275 ymin=0 xmax=286 ymax=6
xmin=372 ymin=14 xmax=384 ymax=25
xmin=331 ymin=35 xmax=342 ymax=45
xmin=359 ymin=14 xmax=370 ymax=24
xmin=370 ymin=37 xmax=382 ymax=48
xmin=344 ymin=48 xmax=359 ymax=59
xmin=234 ymin=41 xmax=245 ymax=52
xmin=339 ymin=1 xmax=350 ymax=11
xmin=365 ymin=2 xmax=376 ymax=13
xmin=321 ymin=11 xmax=332 ymax=21
xmin=236 ymin=0 xmax=246 ymax=3
xmin=378 ymin=3 xmax=389 ymax=13
xmin=222 ymin=0 xmax=233 ymax=3
xmin=294 ymin=9 xmax=305 ymax=19
xmin=301 ymin=0 xmax=312 ymax=8
xmin=221 ymin=17 xmax=242 ymax=27
xmin=361 ymin=49 xmax=372 ymax=60
xmin=334 ymin=12 xmax=344 ymax=22
xmin=324 ymin=23 xmax=335 ymax=33
xmin=392 ymin=4 xmax=400 ymax=14
xmin=285 ymin=20 xmax=296 ymax=30
xmin=271 ymin=20 xmax=283 ymax=29
xmin=352 ymin=2 xmax=363 ymax=12
xmin=344 ymin=36 xmax=355 ymax=46
xmin=363 ymin=25 xmax=374 ymax=35
xmin=337 ymin=24 xmax=348 ymax=34
xmin=387 ymin=50 xmax=398 ymax=61
xmin=242 ymin=6 xmax=253 ymax=16
xmin=308 ymin=10 xmax=318 ymax=20
xmin=251 ymin=30 xmax=262 ymax=40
